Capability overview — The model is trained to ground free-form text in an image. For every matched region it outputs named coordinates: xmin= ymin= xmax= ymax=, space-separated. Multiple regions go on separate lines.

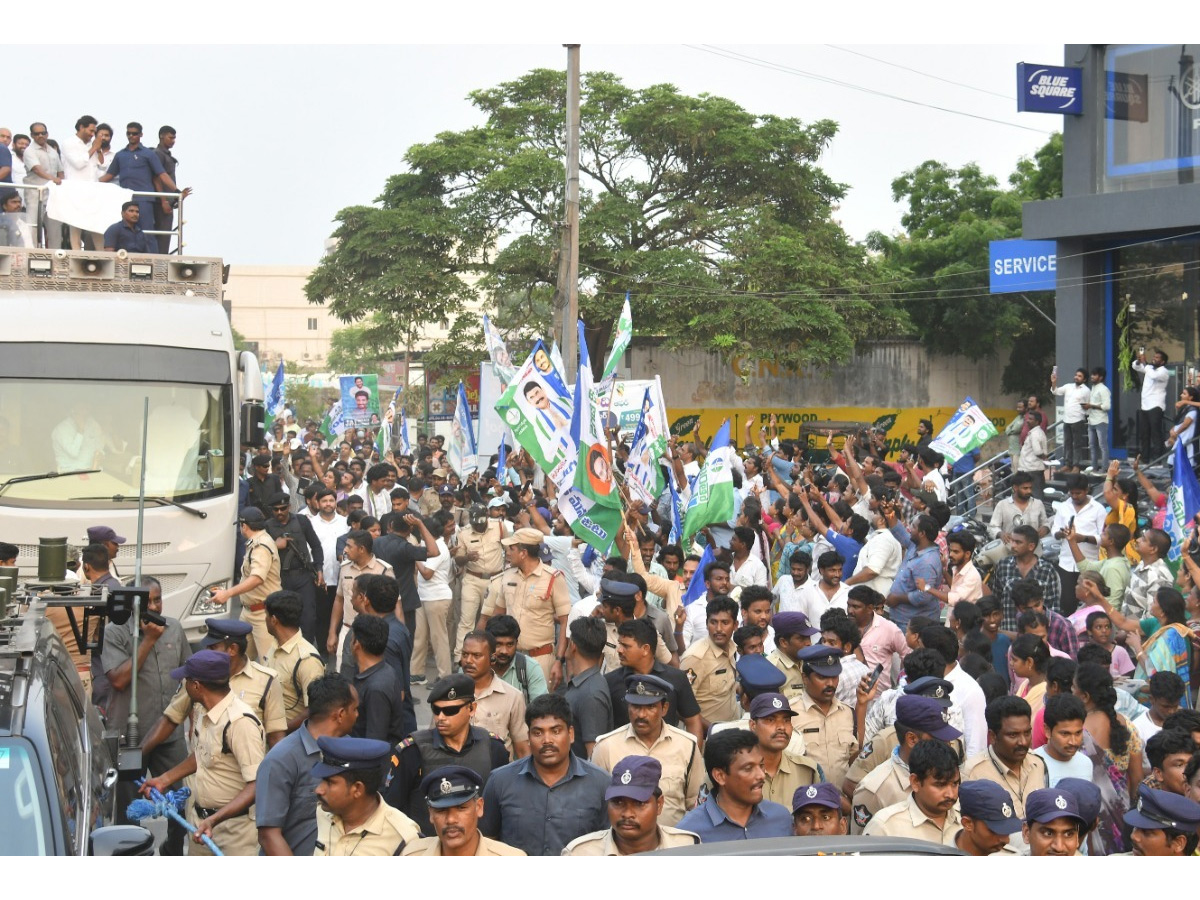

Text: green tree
xmin=867 ymin=134 xmax=1062 ymax=399
xmin=306 ymin=69 xmax=902 ymax=374
xmin=326 ymin=320 xmax=400 ymax=375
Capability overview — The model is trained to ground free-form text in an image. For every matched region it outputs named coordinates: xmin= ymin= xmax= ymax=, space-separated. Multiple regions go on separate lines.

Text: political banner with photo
xmin=599 ymin=378 xmax=665 ymax=435
xmin=339 ymin=374 xmax=381 ymax=429
xmin=625 ymin=380 xmax=669 ymax=506
xmin=482 ymin=314 xmax=518 ymax=386
xmin=559 ymin=320 xmax=623 ymax=555
xmin=449 ymin=381 xmax=479 ymax=477
xmin=494 ymin=339 xmax=575 ymax=483
xmin=927 ymin=396 xmax=999 ymax=465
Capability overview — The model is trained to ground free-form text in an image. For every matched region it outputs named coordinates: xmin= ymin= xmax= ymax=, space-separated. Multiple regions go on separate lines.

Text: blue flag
xmin=265 ymin=360 xmax=286 ymax=417
xmin=497 ymin=432 xmax=508 ymax=482
xmin=682 ymin=543 xmax=715 ymax=606
xmin=667 ymin=470 xmax=684 ymax=546
xmin=1164 ymin=439 xmax=1200 ymax=565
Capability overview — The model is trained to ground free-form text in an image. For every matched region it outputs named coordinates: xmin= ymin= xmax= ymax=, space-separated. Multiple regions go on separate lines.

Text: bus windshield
xmin=0 ymin=379 xmax=228 ymax=504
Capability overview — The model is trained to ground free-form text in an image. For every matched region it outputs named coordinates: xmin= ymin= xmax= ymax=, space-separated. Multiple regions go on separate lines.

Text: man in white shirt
xmin=1017 ymin=413 xmax=1048 ymax=499
xmin=922 ymin=624 xmax=987 ymax=759
xmin=791 ymin=550 xmax=850 ymax=623
xmin=1132 ymin=348 xmax=1170 ymax=463
xmin=1050 ymin=367 xmax=1090 ymax=474
xmin=729 ymin=526 xmax=768 ymax=589
xmin=772 ymin=553 xmax=811 ymax=613
xmin=1082 ymin=366 xmax=1111 ymax=473
xmin=22 ymin=122 xmax=63 ymax=249
xmin=308 ymin=487 xmax=349 ymax=659
xmin=60 ymin=114 xmax=103 ymax=250
xmin=845 ymin=507 xmax=902 ymax=597
xmin=988 ymin=472 xmax=1049 ymax=544
xmin=1050 ymin=474 xmax=1107 ymax=616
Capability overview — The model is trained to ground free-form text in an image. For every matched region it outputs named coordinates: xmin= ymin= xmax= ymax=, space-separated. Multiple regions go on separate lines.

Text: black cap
xmin=311 ymin=736 xmax=392 ymax=780
xmin=428 ymin=673 xmax=475 ymax=705
xmin=240 ymin=507 xmax=268 ymax=528
xmin=420 ymin=765 xmax=484 ymax=808
xmin=624 ymin=673 xmax=673 ymax=705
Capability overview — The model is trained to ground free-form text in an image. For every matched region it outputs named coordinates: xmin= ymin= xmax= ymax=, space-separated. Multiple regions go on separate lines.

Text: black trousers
xmin=1057 ymin=567 xmax=1080 ymax=617
xmin=281 ymin=569 xmax=318 ymax=645
xmin=316 ymin=584 xmax=337 ymax=662
xmin=1138 ymin=406 xmax=1165 ymax=462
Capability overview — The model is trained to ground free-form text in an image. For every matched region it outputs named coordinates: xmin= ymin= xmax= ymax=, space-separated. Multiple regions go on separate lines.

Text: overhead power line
xmin=684 ymin=44 xmax=1055 ymax=136
xmin=824 ymin=44 xmax=1014 ymax=101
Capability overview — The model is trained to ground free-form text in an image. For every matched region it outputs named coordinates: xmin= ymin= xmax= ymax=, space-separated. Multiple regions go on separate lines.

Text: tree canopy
xmin=867 ymin=133 xmax=1062 ymax=397
xmin=306 ymin=68 xmax=902 ymax=374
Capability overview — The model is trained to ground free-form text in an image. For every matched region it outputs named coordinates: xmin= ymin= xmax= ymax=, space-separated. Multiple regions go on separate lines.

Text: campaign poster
xmin=339 ymin=374 xmax=381 ymax=429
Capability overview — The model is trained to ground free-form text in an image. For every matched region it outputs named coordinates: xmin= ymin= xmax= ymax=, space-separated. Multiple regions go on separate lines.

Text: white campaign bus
xmin=0 ymin=247 xmax=265 ymax=639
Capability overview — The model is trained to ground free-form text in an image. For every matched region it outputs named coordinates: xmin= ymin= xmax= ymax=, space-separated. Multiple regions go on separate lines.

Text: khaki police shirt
xmin=767 ymin=649 xmax=806 ymax=703
xmin=453 ymin=522 xmax=507 ymax=577
xmin=760 ymin=750 xmax=821 ymax=809
xmin=679 ymin=637 xmax=739 ymax=724
xmin=313 ymin=795 xmax=422 ymax=856
xmin=961 ymin=747 xmax=1048 ymax=819
xmin=471 ymin=674 xmax=528 ymax=757
xmin=561 ymin=825 xmax=700 ymax=856
xmin=164 ymin=659 xmax=287 ymax=738
xmin=194 ymin=691 xmax=266 ymax=808
xmin=269 ymin=631 xmax=326 ymax=721
xmin=590 ymin=723 xmax=704 ymax=827
xmin=792 ymin=690 xmax=859 ymax=790
xmin=847 ymin=728 xmax=967 ymax=787
xmin=851 ymin=754 xmax=912 ymax=833
xmin=336 ymin=555 xmax=394 ymax=627
xmin=484 ymin=560 xmax=572 ymax=650
xmin=861 ymin=793 xmax=961 ymax=844
xmin=242 ymin=529 xmax=282 ymax=608
xmin=401 ymin=835 xmax=526 ymax=856
xmin=709 ymin=714 xmax=813 ymax=759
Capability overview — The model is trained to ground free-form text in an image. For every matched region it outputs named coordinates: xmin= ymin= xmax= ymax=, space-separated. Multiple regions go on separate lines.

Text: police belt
xmin=194 ymin=802 xmax=249 ymax=820
xmin=466 ymin=569 xmax=499 ymax=579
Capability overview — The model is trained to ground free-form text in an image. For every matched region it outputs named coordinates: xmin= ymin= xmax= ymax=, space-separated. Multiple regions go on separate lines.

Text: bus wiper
xmin=69 ymin=494 xmax=208 ymax=519
xmin=0 ymin=469 xmax=100 ymax=497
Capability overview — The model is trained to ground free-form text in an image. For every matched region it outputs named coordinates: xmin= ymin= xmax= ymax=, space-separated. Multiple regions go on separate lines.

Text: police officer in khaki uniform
xmin=791 ymin=782 xmax=849 ymax=836
xmin=328 ymin=529 xmax=393 ymax=668
xmin=861 ymin=739 xmax=961 ymax=844
xmin=746 ymin=693 xmax=821 ymax=808
xmin=478 ymin=527 xmax=571 ymax=690
xmin=953 ymin=781 xmax=1024 ymax=855
xmin=960 ymin=695 xmax=1046 ymax=819
xmin=590 ymin=674 xmax=705 ymax=827
xmin=851 ymin=694 xmax=962 ymax=834
xmin=679 ymin=596 xmax=740 ymax=727
xmin=767 ymin=612 xmax=819 ymax=704
xmin=212 ymin=507 xmax=282 ymax=661
xmin=791 ymin=645 xmax=859 ymax=790
xmin=452 ymin=502 xmax=509 ymax=663
xmin=312 ymin=736 xmax=423 ymax=856
xmin=562 ymin=755 xmax=701 ymax=855
xmin=141 ymin=650 xmax=266 ymax=856
xmin=141 ymin=618 xmax=287 ymax=754
xmin=264 ymin=590 xmax=326 ymax=731
xmin=460 ymin=629 xmax=529 ymax=759
xmin=401 ymin=766 xmax=526 ymax=856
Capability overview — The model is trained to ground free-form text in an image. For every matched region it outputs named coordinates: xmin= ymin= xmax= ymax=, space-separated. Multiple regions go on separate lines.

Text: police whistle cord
xmin=126 ymin=781 xmax=225 ymax=856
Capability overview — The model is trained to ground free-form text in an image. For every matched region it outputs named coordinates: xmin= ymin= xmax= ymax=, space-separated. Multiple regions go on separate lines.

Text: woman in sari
xmin=1099 ymin=459 xmax=1141 ymax=565
xmin=1073 ymin=662 xmax=1144 ymax=855
xmin=1133 ymin=587 xmax=1194 ymax=707
xmin=1077 ymin=577 xmax=1193 ymax=703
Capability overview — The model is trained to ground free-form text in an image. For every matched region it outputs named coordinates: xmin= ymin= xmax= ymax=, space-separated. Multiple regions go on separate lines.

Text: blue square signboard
xmin=989 ymin=240 xmax=1057 ymax=294
xmin=1017 ymin=63 xmax=1083 ymax=115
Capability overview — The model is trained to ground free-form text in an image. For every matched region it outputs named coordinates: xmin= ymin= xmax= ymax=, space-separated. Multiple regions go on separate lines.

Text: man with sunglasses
xmin=99 ymin=120 xmax=189 ymax=246
xmin=382 ymin=673 xmax=508 ymax=835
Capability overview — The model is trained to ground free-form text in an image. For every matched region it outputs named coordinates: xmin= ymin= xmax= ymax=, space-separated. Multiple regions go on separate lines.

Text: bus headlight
xmin=190 ymin=580 xmax=230 ymax=617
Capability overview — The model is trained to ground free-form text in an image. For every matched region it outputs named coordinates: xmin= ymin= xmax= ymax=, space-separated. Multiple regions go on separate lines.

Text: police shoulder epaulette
xmin=488 ymin=732 xmax=505 ymax=742
xmin=397 ymin=736 xmax=415 ymax=750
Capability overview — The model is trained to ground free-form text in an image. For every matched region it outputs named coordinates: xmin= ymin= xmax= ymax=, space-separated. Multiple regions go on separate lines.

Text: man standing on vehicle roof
xmin=98 ymin=121 xmax=189 ymax=241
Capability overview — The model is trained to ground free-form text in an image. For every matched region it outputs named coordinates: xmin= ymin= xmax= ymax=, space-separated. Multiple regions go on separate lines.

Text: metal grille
xmin=0 ymin=250 xmax=223 ymax=300
xmin=15 ymin=541 xmax=171 ymax=562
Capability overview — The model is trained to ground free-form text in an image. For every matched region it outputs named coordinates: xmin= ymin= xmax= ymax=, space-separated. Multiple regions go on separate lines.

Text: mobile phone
xmin=865 ymin=663 xmax=884 ymax=691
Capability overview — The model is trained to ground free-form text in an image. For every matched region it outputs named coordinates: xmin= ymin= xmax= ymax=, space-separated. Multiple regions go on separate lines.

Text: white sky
xmin=7 ymin=7 xmax=1123 ymax=268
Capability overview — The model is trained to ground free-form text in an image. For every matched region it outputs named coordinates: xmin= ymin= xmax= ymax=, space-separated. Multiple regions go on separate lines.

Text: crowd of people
xmin=72 ymin=392 xmax=1200 ymax=859
xmin=0 ymin=117 xmax=189 ymax=253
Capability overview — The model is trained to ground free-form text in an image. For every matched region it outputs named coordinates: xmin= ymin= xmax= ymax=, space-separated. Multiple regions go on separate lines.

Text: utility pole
xmin=562 ymin=43 xmax=581 ymax=382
